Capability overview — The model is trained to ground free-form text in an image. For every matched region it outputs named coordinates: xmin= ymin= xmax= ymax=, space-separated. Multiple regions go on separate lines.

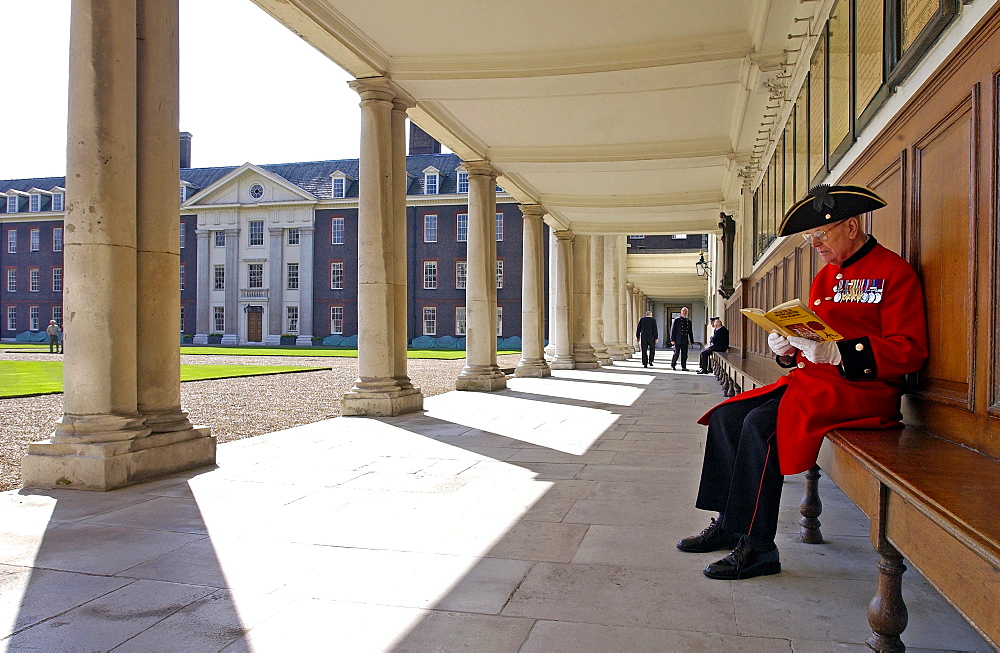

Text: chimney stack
xmin=408 ymin=122 xmax=441 ymax=155
xmin=179 ymin=132 xmax=192 ymax=169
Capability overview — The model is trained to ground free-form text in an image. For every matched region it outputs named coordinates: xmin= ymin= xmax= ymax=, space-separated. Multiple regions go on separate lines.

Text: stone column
xmin=194 ymin=229 xmax=210 ymax=343
xmin=295 ymin=225 xmax=315 ymax=346
xmin=544 ymin=225 xmax=556 ymax=359
xmin=603 ymin=236 xmax=625 ymax=360
xmin=221 ymin=227 xmax=240 ymax=345
xmin=456 ymin=161 xmax=506 ymax=391
xmin=550 ymin=230 xmax=575 ymax=370
xmin=390 ymin=96 xmax=422 ymax=404
xmin=23 ymin=0 xmax=215 ymax=490
xmin=590 ymin=236 xmax=611 ymax=365
xmin=265 ymin=227 xmax=283 ymax=345
xmin=341 ymin=77 xmax=422 ymax=416
xmin=625 ymin=281 xmax=636 ymax=355
xmin=620 ymin=237 xmax=633 ymax=354
xmin=514 ymin=205 xmax=551 ymax=378
xmin=571 ymin=235 xmax=600 ymax=369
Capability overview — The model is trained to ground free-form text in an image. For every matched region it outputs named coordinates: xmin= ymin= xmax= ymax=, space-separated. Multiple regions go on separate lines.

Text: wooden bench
xmin=709 ymin=352 xmax=1000 ymax=651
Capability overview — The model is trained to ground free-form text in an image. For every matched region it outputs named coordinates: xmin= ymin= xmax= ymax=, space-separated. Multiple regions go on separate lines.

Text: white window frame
xmin=330 ymin=262 xmax=344 ymax=290
xmin=29 ymin=268 xmax=39 ymax=292
xmin=29 ymin=229 xmax=39 ymax=251
xmin=628 ymin=234 xmax=645 ymax=240
xmin=455 ymin=306 xmax=467 ymax=335
xmin=496 ymin=212 xmax=504 ymax=241
xmin=213 ymin=265 xmax=225 ymax=291
xmin=7 ymin=195 xmax=19 ymax=213
xmin=331 ymin=217 xmax=345 ymax=245
xmin=179 ymin=224 xmax=185 ymax=249
xmin=457 ymin=171 xmax=469 ymax=194
xmin=29 ymin=194 xmax=40 ymax=213
xmin=672 ymin=234 xmax=688 ymax=239
xmin=29 ymin=306 xmax=39 ymax=331
xmin=7 ymin=229 xmax=15 ymax=253
xmin=52 ymin=306 xmax=61 ymax=325
xmin=331 ymin=176 xmax=346 ymax=198
xmin=456 ymin=213 xmax=468 ymax=242
xmin=179 ymin=264 xmax=185 ymax=291
xmin=496 ymin=306 xmax=503 ymax=337
xmin=52 ymin=227 xmax=63 ymax=252
xmin=248 ymin=221 xmax=264 ymax=247
xmin=423 ymin=260 xmax=438 ymax=289
xmin=287 ymin=228 xmax=300 ymax=245
xmin=496 ymin=259 xmax=504 ymax=289
xmin=51 ymin=193 xmax=64 ymax=212
xmin=330 ymin=306 xmax=344 ymax=334
xmin=286 ymin=306 xmax=299 ymax=334
xmin=248 ymin=263 xmax=264 ymax=289
xmin=213 ymin=306 xmax=225 ymax=333
xmin=179 ymin=305 xmax=185 ymax=332
xmin=287 ymin=263 xmax=299 ymax=290
xmin=214 ymin=231 xmax=226 ymax=247
xmin=422 ymin=307 xmax=437 ymax=335
xmin=455 ymin=261 xmax=467 ymax=289
xmin=52 ymin=267 xmax=62 ymax=292
xmin=6 ymin=269 xmax=15 ymax=292
xmin=423 ymin=214 xmax=437 ymax=243
xmin=6 ymin=306 xmax=15 ymax=331
xmin=424 ymin=171 xmax=439 ymax=195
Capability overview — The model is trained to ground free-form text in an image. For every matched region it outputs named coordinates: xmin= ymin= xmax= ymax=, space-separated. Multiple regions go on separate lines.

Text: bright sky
xmin=0 ymin=0 xmax=362 ymax=180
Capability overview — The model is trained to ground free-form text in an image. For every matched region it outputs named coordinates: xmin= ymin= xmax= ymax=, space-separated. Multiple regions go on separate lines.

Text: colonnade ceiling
xmin=627 ymin=251 xmax=711 ymax=302
xmin=251 ymin=0 xmax=815 ymax=235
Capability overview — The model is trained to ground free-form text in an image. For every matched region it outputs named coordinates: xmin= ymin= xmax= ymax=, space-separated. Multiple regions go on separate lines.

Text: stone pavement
xmin=0 ymin=357 xmax=989 ymax=652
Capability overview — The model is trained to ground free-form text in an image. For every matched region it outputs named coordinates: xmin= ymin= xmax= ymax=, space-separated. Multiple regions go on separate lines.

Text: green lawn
xmin=179 ymin=345 xmax=517 ymax=360
xmin=0 ymin=361 xmax=325 ymax=398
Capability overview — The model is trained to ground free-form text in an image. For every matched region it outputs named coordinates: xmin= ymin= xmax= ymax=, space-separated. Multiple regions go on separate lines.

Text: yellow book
xmin=740 ymin=299 xmax=842 ymax=342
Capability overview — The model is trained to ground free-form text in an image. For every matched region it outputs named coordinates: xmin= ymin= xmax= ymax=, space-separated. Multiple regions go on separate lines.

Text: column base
xmin=572 ymin=344 xmax=601 ymax=369
xmin=341 ymin=383 xmax=424 ymax=417
xmin=221 ymin=334 xmax=239 ymax=346
xmin=193 ymin=334 xmax=208 ymax=345
xmin=550 ymin=355 xmax=576 ymax=370
xmin=455 ymin=365 xmax=508 ymax=392
xmin=514 ymin=359 xmax=552 ymax=378
xmin=264 ymin=335 xmax=282 ymax=346
xmin=295 ymin=335 xmax=314 ymax=347
xmin=21 ymin=426 xmax=216 ymax=491
xmin=142 ymin=408 xmax=194 ymax=434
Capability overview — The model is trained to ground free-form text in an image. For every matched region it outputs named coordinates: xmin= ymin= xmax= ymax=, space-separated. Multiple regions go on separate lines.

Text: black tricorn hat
xmin=778 ymin=184 xmax=887 ymax=237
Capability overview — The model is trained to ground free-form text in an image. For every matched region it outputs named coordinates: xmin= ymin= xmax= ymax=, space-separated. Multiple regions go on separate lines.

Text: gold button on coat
xmin=814 ymin=299 xmax=821 ymax=306
xmin=797 ymin=362 xmax=806 ymax=369
xmin=855 ymin=343 xmax=864 ymax=351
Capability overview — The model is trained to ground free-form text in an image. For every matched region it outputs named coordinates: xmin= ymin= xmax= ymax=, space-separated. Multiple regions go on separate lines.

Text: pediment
xmin=183 ymin=163 xmax=317 ymax=208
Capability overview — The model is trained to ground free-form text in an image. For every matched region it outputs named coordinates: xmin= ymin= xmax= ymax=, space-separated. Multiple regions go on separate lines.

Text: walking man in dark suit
xmin=670 ymin=307 xmax=693 ymax=370
xmin=697 ymin=317 xmax=729 ymax=374
xmin=635 ymin=311 xmax=658 ymax=368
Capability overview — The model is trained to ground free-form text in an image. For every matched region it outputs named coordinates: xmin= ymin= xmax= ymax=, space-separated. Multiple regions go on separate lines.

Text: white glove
xmin=767 ymin=332 xmax=796 ymax=356
xmin=787 ymin=337 xmax=842 ymax=365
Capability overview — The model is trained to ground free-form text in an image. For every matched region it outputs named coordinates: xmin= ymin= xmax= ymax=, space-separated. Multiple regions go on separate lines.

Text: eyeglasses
xmin=801 ymin=219 xmax=849 ymax=244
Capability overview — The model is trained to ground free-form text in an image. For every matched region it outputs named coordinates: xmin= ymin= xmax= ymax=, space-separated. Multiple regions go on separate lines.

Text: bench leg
xmin=866 ymin=544 xmax=908 ymax=652
xmin=798 ymin=464 xmax=824 ymax=544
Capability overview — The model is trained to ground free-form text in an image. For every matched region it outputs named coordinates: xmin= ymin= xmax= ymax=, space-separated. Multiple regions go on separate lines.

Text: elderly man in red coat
xmin=676 ymin=185 xmax=929 ymax=580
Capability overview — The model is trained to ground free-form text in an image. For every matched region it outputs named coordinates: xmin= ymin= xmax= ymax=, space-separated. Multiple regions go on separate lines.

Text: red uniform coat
xmin=699 ymin=240 xmax=928 ymax=475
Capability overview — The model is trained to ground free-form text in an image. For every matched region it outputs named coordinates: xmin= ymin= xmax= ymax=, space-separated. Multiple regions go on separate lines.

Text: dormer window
xmin=6 ymin=195 xmax=18 ymax=213
xmin=457 ymin=171 xmax=469 ymax=194
xmin=29 ymin=194 xmax=40 ymax=212
xmin=330 ymin=171 xmax=352 ymax=199
xmin=422 ymin=167 xmax=440 ymax=195
xmin=51 ymin=192 xmax=64 ymax=212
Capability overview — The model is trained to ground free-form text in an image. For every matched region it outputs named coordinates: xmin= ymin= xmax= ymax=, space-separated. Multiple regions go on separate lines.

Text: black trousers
xmin=698 ymin=347 xmax=716 ymax=371
xmin=671 ymin=343 xmax=689 ymax=369
xmin=695 ymin=386 xmax=786 ymax=548
xmin=639 ymin=338 xmax=656 ymax=365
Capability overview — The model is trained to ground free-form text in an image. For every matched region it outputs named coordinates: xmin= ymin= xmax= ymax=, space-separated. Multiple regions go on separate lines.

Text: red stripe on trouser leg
xmin=746 ymin=431 xmax=776 ymax=538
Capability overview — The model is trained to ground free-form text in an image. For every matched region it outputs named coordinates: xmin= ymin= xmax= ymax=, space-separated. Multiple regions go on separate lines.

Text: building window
xmin=179 ymin=264 xmax=185 ymax=291
xmin=52 ymin=193 xmax=63 ymax=212
xmin=672 ymin=234 xmax=688 ymax=239
xmin=457 ymin=171 xmax=469 ymax=194
xmin=330 ymin=306 xmax=344 ymax=334
xmin=52 ymin=227 xmax=62 ymax=252
xmin=30 ymin=229 xmax=39 ymax=251
xmin=422 ymin=307 xmax=437 ymax=335
xmin=52 ymin=267 xmax=62 ymax=292
xmin=286 ymin=306 xmax=299 ymax=333
xmin=456 ymin=213 xmax=468 ymax=242
xmin=455 ymin=306 xmax=466 ymax=335
xmin=7 ymin=230 xmax=15 ymax=253
xmin=423 ymin=214 xmax=437 ymax=243
xmin=332 ymin=177 xmax=346 ymax=198
xmin=179 ymin=306 xmax=185 ymax=332
xmin=331 ymin=217 xmax=344 ymax=245
xmin=423 ymin=261 xmax=438 ymax=289
xmin=287 ymin=228 xmax=300 ymax=245
xmin=248 ymin=263 xmax=263 ymax=289
xmin=213 ymin=265 xmax=225 ymax=291
xmin=287 ymin=263 xmax=299 ymax=290
xmin=29 ymin=306 xmax=39 ymax=331
xmin=455 ymin=261 xmax=467 ymax=289
xmin=29 ymin=195 xmax=40 ymax=213
xmin=179 ymin=185 xmax=188 ymax=203
xmin=7 ymin=195 xmax=18 ymax=213
xmin=29 ymin=268 xmax=39 ymax=292
xmin=6 ymin=269 xmax=15 ymax=292
xmin=496 ymin=260 xmax=504 ymax=289
xmin=249 ymin=183 xmax=264 ymax=200
xmin=628 ymin=235 xmax=645 ymax=240
xmin=496 ymin=306 xmax=503 ymax=337
xmin=496 ymin=213 xmax=504 ymax=241
xmin=424 ymin=171 xmax=439 ymax=195
xmin=6 ymin=306 xmax=15 ymax=331
xmin=330 ymin=262 xmax=344 ymax=289
xmin=214 ymin=231 xmax=226 ymax=247
xmin=213 ymin=306 xmax=225 ymax=333
xmin=248 ymin=221 xmax=264 ymax=246
xmin=52 ymin=306 xmax=61 ymax=325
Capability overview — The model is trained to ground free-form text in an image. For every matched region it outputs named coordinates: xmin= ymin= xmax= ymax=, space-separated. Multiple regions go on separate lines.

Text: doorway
xmin=246 ymin=306 xmax=263 ymax=343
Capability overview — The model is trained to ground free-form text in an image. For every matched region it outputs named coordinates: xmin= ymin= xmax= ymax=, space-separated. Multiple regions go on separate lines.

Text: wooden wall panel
xmin=912 ymin=92 xmax=978 ymax=411
xmin=867 ymin=151 xmax=907 ymax=256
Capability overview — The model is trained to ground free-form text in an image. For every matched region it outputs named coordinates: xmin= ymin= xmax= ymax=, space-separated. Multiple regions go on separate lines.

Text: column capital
xmin=223 ymin=227 xmax=240 ymax=235
xmin=626 ymin=282 xmax=634 ymax=290
xmin=519 ymin=204 xmax=546 ymax=220
xmin=195 ymin=229 xmax=211 ymax=239
xmin=348 ymin=76 xmax=397 ymax=103
xmin=268 ymin=226 xmax=284 ymax=236
xmin=554 ymin=229 xmax=575 ymax=242
xmin=463 ymin=160 xmax=498 ymax=179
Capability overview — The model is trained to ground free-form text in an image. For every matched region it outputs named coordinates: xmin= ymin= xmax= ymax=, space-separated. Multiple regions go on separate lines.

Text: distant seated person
xmin=696 ymin=317 xmax=728 ymax=374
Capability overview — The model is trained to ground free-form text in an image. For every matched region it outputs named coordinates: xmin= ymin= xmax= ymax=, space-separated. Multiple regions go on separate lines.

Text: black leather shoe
xmin=703 ymin=536 xmax=781 ymax=580
xmin=676 ymin=518 xmax=739 ymax=553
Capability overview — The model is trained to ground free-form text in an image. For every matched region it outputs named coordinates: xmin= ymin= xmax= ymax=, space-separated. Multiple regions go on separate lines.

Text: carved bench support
xmin=799 ymin=464 xmax=824 ymax=543
xmin=866 ymin=543 xmax=908 ymax=652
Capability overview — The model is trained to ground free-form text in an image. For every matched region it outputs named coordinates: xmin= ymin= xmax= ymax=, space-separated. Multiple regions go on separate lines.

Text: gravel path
xmin=0 ymin=351 xmax=521 ymax=492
